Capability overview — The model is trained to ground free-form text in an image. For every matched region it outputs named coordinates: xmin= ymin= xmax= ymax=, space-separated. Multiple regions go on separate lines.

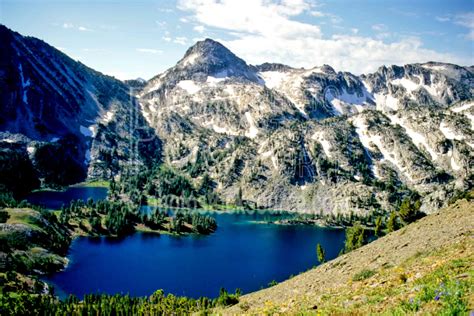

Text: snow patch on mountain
xmin=450 ymin=156 xmax=462 ymax=171
xmin=212 ymin=124 xmax=238 ymax=136
xmin=182 ymin=52 xmax=199 ymax=66
xmin=422 ymin=64 xmax=448 ymax=72
xmin=1 ymin=138 xmax=16 ymax=143
xmin=451 ymin=102 xmax=473 ymax=113
xmin=26 ymin=146 xmax=35 ymax=154
xmin=84 ymin=149 xmax=91 ymax=165
xmin=18 ymin=63 xmax=31 ymax=104
xmin=352 ymin=115 xmax=413 ymax=181
xmin=271 ymin=156 xmax=278 ymax=169
xmin=177 ymin=80 xmax=201 ymax=94
xmin=391 ymin=77 xmax=420 ymax=94
xmin=352 ymin=116 xmax=374 ymax=151
xmin=102 ymin=111 xmax=115 ymax=124
xmin=326 ymin=88 xmax=372 ymax=115
xmin=374 ymin=93 xmax=399 ymax=111
xmin=259 ymin=71 xmax=288 ymax=89
xmin=244 ymin=111 xmax=258 ymax=139
xmin=312 ymin=131 xmax=332 ymax=158
xmin=388 ymin=114 xmax=438 ymax=160
xmin=80 ymin=125 xmax=97 ymax=138
xmin=206 ymin=70 xmax=229 ymax=85
xmin=440 ymin=122 xmax=465 ymax=140
xmin=372 ymin=135 xmax=413 ymax=181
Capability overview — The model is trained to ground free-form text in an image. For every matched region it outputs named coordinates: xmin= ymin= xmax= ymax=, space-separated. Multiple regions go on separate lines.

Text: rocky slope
xmin=138 ymin=39 xmax=473 ymax=214
xmin=0 ymin=26 xmax=472 ymax=213
xmin=222 ymin=197 xmax=474 ymax=314
xmin=0 ymin=25 xmax=160 ymax=190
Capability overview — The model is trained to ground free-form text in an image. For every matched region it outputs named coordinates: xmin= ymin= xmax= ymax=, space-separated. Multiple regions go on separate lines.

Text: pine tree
xmin=387 ymin=211 xmax=398 ymax=233
xmin=398 ymin=198 xmax=423 ymax=225
xmin=344 ymin=223 xmax=366 ymax=253
xmin=374 ymin=216 xmax=383 ymax=237
xmin=316 ymin=243 xmax=325 ymax=263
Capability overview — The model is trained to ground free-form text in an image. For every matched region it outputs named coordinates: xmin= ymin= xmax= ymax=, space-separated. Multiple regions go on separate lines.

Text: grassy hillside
xmin=0 ymin=207 xmax=71 ymax=293
xmin=223 ymin=198 xmax=474 ymax=314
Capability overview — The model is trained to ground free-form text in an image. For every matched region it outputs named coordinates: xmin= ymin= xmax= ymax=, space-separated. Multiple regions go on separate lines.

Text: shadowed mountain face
xmin=0 ymin=25 xmax=129 ymax=139
xmin=0 ymin=25 xmax=161 ymax=190
xmin=1 ymin=26 xmax=472 ymax=213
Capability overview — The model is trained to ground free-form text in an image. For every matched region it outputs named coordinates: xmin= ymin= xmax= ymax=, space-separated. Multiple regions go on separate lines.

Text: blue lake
xmin=29 ymin=187 xmax=345 ymax=299
xmin=46 ymin=211 xmax=345 ymax=299
xmin=26 ymin=186 xmax=108 ymax=209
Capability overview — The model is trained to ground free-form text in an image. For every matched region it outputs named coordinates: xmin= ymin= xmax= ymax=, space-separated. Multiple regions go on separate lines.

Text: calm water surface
xmin=27 ymin=186 xmax=108 ymax=209
xmin=31 ymin=188 xmax=345 ymax=299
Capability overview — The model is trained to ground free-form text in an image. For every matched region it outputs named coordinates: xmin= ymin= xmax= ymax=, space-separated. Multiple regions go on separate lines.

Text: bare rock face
xmin=1 ymin=27 xmax=472 ymax=214
xmin=136 ymin=39 xmax=472 ymax=214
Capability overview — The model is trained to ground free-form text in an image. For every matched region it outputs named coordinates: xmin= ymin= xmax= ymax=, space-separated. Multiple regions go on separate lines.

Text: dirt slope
xmin=223 ymin=199 xmax=474 ymax=314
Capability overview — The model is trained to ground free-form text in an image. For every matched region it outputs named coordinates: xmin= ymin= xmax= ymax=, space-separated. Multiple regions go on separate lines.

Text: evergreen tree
xmin=398 ymin=198 xmax=424 ymax=225
xmin=374 ymin=216 xmax=383 ymax=237
xmin=0 ymin=210 xmax=10 ymax=223
xmin=387 ymin=211 xmax=399 ymax=233
xmin=343 ymin=223 xmax=367 ymax=253
xmin=316 ymin=243 xmax=325 ymax=263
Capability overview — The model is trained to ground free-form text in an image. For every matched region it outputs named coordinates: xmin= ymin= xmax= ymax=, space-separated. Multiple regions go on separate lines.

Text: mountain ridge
xmin=0 ymin=25 xmax=472 ymax=215
xmin=136 ymin=37 xmax=473 ymax=214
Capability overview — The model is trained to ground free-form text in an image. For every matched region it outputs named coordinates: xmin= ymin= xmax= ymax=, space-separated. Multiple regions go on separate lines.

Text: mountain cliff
xmin=138 ymin=38 xmax=473 ymax=214
xmin=0 ymin=25 xmax=160 ymax=190
xmin=0 ymin=26 xmax=472 ymax=214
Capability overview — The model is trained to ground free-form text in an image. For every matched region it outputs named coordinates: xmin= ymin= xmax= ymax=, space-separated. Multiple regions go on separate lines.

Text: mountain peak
xmin=179 ymin=38 xmax=243 ymax=69
xmin=183 ymin=38 xmax=231 ymax=59
xmin=176 ymin=38 xmax=260 ymax=82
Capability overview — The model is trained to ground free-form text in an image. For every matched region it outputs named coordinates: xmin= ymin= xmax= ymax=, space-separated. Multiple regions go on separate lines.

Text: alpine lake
xmin=26 ymin=186 xmax=345 ymax=299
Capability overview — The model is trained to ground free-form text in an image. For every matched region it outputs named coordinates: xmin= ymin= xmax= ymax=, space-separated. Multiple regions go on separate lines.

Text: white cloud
xmin=310 ymin=10 xmax=324 ymax=17
xmin=435 ymin=16 xmax=450 ymax=23
xmin=156 ymin=21 xmax=167 ymax=28
xmin=178 ymin=0 xmax=471 ymax=73
xmin=453 ymin=12 xmax=474 ymax=40
xmin=178 ymin=0 xmax=322 ymax=39
xmin=371 ymin=24 xmax=386 ymax=32
xmin=309 ymin=9 xmax=342 ymax=24
xmin=162 ymin=36 xmax=172 ymax=42
xmin=61 ymin=23 xmax=93 ymax=32
xmin=136 ymin=48 xmax=163 ymax=54
xmin=194 ymin=25 xmax=206 ymax=33
xmin=173 ymin=36 xmax=188 ymax=45
xmin=436 ymin=12 xmax=474 ymax=41
xmin=159 ymin=8 xmax=174 ymax=13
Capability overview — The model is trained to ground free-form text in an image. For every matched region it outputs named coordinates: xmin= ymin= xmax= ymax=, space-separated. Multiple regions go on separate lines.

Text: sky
xmin=1 ymin=0 xmax=473 ymax=80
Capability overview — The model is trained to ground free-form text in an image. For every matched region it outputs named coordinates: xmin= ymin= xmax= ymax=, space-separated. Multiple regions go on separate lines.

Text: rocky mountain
xmin=0 ymin=25 xmax=160 ymax=191
xmin=1 ymin=27 xmax=472 ymax=214
xmin=138 ymin=38 xmax=473 ymax=214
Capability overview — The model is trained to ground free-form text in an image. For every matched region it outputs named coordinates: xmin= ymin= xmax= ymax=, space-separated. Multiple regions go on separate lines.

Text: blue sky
xmin=1 ymin=0 xmax=473 ymax=80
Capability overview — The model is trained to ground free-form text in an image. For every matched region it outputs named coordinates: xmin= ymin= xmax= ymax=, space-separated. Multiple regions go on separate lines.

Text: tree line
xmin=60 ymin=198 xmax=217 ymax=236
xmin=0 ymin=288 xmax=240 ymax=315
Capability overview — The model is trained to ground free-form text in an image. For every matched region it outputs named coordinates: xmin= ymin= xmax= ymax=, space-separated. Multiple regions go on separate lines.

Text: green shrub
xmin=352 ymin=269 xmax=376 ymax=281
xmin=0 ymin=210 xmax=10 ymax=223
